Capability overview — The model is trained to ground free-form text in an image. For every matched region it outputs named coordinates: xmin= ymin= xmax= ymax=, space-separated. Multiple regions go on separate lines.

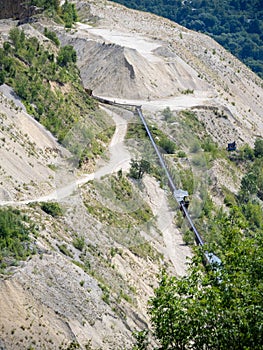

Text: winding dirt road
xmin=0 ymin=101 xmax=191 ymax=274
xmin=0 ymin=106 xmax=130 ymax=206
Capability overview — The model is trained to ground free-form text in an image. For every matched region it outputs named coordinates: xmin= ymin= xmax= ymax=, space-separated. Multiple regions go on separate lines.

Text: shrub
xmin=0 ymin=208 xmax=36 ymax=270
xmin=159 ymin=137 xmax=176 ymax=154
xmin=57 ymin=45 xmax=77 ymax=67
xmin=162 ymin=107 xmax=173 ymax=121
xmin=254 ymin=138 xmax=263 ymax=158
xmin=43 ymin=28 xmax=60 ymax=46
xmin=177 ymin=150 xmax=187 ymax=158
xmin=40 ymin=202 xmax=63 ymax=217
xmin=0 ymin=71 xmax=5 ymax=85
xmin=72 ymin=236 xmax=85 ymax=251
xmin=57 ymin=243 xmax=72 ymax=257
xmin=129 ymin=158 xmax=151 ymax=179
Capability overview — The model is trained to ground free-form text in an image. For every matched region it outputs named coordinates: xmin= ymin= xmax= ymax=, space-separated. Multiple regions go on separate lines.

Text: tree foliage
xmin=149 ymin=207 xmax=263 ymax=349
xmin=238 ymin=157 xmax=263 ymax=202
xmin=40 ymin=202 xmax=63 ymax=217
xmin=0 ymin=208 xmax=36 ymax=270
xmin=254 ymin=138 xmax=263 ymax=158
xmin=44 ymin=27 xmax=60 ymax=46
xmin=57 ymin=45 xmax=77 ymax=67
xmin=61 ymin=0 xmax=78 ymax=28
xmin=129 ymin=158 xmax=151 ymax=179
xmin=158 ymin=137 xmax=176 ymax=154
xmin=30 ymin=0 xmax=77 ymax=28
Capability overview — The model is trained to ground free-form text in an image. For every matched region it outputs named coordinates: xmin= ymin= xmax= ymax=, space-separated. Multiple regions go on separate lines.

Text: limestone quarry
xmin=0 ymin=0 xmax=262 ymax=349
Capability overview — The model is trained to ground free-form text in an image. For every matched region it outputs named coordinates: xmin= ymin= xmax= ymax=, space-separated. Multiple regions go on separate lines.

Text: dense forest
xmin=112 ymin=0 xmax=263 ymax=78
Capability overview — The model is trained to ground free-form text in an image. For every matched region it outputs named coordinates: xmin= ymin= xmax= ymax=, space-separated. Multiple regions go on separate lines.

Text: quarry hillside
xmin=0 ymin=0 xmax=263 ymax=349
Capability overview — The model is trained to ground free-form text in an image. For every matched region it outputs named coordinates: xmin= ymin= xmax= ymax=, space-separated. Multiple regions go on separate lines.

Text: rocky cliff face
xmin=0 ymin=0 xmax=29 ymax=20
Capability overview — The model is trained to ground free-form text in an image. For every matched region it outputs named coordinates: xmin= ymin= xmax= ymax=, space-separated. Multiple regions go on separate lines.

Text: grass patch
xmin=127 ymin=121 xmax=177 ymax=154
xmin=83 ymin=175 xmax=154 ymax=228
xmin=130 ymin=241 xmax=163 ymax=262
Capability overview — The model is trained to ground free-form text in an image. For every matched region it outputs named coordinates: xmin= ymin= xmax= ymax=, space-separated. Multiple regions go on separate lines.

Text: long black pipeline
xmin=136 ymin=107 xmax=176 ymax=192
xmin=93 ymin=98 xmax=221 ymax=265
xmin=91 ymin=96 xmax=221 ymax=265
xmin=180 ymin=203 xmax=204 ymax=246
xmin=136 ymin=106 xmax=205 ymax=247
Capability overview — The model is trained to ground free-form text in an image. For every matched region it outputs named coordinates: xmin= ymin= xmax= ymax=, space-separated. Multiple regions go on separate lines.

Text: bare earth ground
xmin=0 ymin=0 xmax=263 ymax=348
xmin=0 ymin=84 xmax=65 ymax=202
xmin=69 ymin=0 xmax=262 ymax=146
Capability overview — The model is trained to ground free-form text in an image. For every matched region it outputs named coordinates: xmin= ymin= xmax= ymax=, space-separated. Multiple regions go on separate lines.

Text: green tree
xmin=0 ymin=71 xmax=5 ymax=85
xmin=149 ymin=207 xmax=263 ymax=349
xmin=61 ymin=0 xmax=78 ymax=28
xmin=9 ymin=28 xmax=21 ymax=50
xmin=158 ymin=137 xmax=176 ymax=154
xmin=44 ymin=27 xmax=60 ymax=46
xmin=239 ymin=171 xmax=258 ymax=201
xmin=57 ymin=45 xmax=77 ymax=67
xmin=129 ymin=158 xmax=151 ymax=179
xmin=0 ymin=208 xmax=36 ymax=269
xmin=254 ymin=138 xmax=263 ymax=158
xmin=239 ymin=143 xmax=254 ymax=160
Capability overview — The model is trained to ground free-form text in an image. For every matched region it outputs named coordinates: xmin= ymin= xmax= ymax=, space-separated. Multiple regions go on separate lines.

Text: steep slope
xmin=59 ymin=26 xmax=210 ymax=100
xmin=0 ymin=84 xmax=65 ymax=202
xmin=64 ymin=0 xmax=262 ymax=147
xmin=0 ymin=0 xmax=263 ymax=349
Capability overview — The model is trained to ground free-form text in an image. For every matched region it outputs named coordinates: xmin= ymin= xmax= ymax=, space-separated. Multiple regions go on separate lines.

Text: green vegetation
xmin=83 ymin=174 xmax=153 ymax=229
xmin=40 ymin=202 xmax=63 ymax=217
xmin=239 ymin=158 xmax=263 ymax=202
xmin=129 ymin=158 xmax=151 ymax=179
xmin=133 ymin=204 xmax=263 ymax=349
xmin=179 ymin=138 xmax=263 ymax=247
xmin=226 ymin=138 xmax=263 ymax=202
xmin=254 ymin=138 xmax=263 ymax=158
xmin=161 ymin=107 xmax=173 ymax=122
xmin=57 ymin=243 xmax=73 ymax=257
xmin=0 ymin=28 xmax=112 ymax=162
xmin=112 ymin=0 xmax=263 ymax=78
xmin=72 ymin=235 xmax=85 ymax=251
xmin=127 ymin=121 xmax=177 ymax=154
xmin=43 ymin=28 xmax=60 ymax=46
xmin=130 ymin=241 xmax=163 ymax=261
xmin=57 ymin=45 xmax=77 ymax=67
xmin=0 ymin=208 xmax=37 ymax=271
xmin=60 ymin=0 xmax=78 ymax=28
xmin=30 ymin=0 xmax=77 ymax=28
